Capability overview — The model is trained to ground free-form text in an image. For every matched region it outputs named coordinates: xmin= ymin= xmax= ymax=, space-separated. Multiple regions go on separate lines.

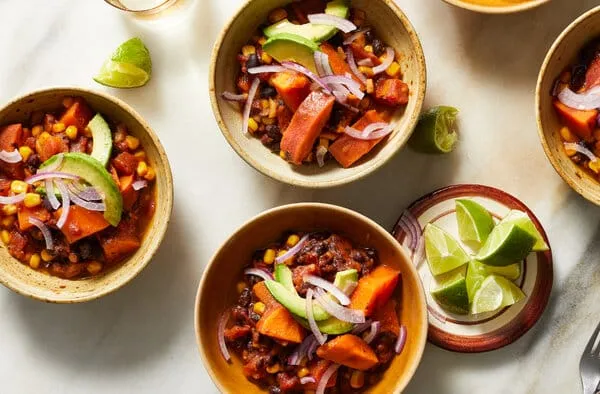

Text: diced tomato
xmin=18 ymin=205 xmax=51 ymax=231
xmin=56 ymin=205 xmax=110 ymax=244
xmin=59 ymin=98 xmax=93 ymax=131
xmin=0 ymin=124 xmax=24 ymax=178
xmin=119 ymin=175 xmax=139 ymax=210
xmin=375 ymin=78 xmax=409 ymax=107
xmin=113 ymin=152 xmax=138 ymax=176
xmin=98 ymin=219 xmax=141 ymax=263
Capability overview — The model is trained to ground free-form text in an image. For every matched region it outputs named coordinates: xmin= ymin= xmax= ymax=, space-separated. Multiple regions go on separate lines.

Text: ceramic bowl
xmin=536 ymin=6 xmax=600 ymax=205
xmin=442 ymin=0 xmax=549 ymax=14
xmin=0 ymin=87 xmax=174 ymax=303
xmin=209 ymin=0 xmax=426 ymax=188
xmin=195 ymin=203 xmax=428 ymax=393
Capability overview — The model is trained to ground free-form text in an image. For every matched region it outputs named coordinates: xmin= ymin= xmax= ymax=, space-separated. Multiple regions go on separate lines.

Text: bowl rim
xmin=208 ymin=0 xmax=427 ymax=189
xmin=441 ymin=0 xmax=550 ymax=14
xmin=535 ymin=5 xmax=600 ymax=206
xmin=194 ymin=202 xmax=429 ymax=393
xmin=0 ymin=86 xmax=174 ymax=303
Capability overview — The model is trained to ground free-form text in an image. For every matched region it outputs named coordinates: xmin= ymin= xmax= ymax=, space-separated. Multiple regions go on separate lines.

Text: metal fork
xmin=580 ymin=321 xmax=600 ymax=393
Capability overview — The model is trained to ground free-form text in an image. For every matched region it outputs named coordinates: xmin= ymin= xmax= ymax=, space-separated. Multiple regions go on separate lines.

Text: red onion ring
xmin=557 ymin=86 xmax=600 ymax=110
xmin=351 ymin=320 xmax=373 ymax=335
xmin=308 ymin=13 xmax=357 ymax=33
xmin=221 ymin=91 xmax=247 ymax=102
xmin=38 ymin=155 xmax=64 ymax=173
xmin=281 ymin=62 xmax=331 ymax=93
xmin=413 ymin=234 xmax=425 ymax=266
xmin=400 ymin=210 xmax=421 ymax=251
xmin=217 ymin=310 xmax=232 ymax=362
xmin=345 ymin=48 xmax=368 ymax=85
xmin=0 ymin=149 xmax=22 ymax=164
xmin=344 ymin=124 xmax=393 ymax=140
xmin=306 ymin=289 xmax=327 ymax=345
xmin=132 ymin=180 xmax=148 ymax=191
xmin=395 ymin=325 xmax=407 ymax=354
xmin=307 ymin=335 xmax=320 ymax=360
xmin=55 ymin=180 xmax=70 ymax=229
xmin=289 ymin=334 xmax=316 ymax=365
xmin=275 ymin=234 xmax=309 ymax=264
xmin=316 ymin=363 xmax=340 ymax=394
xmin=314 ymin=288 xmax=365 ymax=323
xmin=28 ymin=217 xmax=53 ymax=250
xmin=343 ymin=28 xmax=370 ymax=45
xmin=45 ymin=180 xmax=60 ymax=210
xmin=364 ymin=321 xmax=381 ymax=344
xmin=68 ymin=189 xmax=106 ymax=211
xmin=321 ymin=75 xmax=364 ymax=99
xmin=0 ymin=193 xmax=25 ymax=205
xmin=242 ymin=78 xmax=260 ymax=134
xmin=564 ymin=142 xmax=598 ymax=162
xmin=300 ymin=376 xmax=316 ymax=385
xmin=357 ymin=58 xmax=374 ymax=67
xmin=68 ymin=183 xmax=102 ymax=202
xmin=361 ymin=122 xmax=391 ymax=138
xmin=26 ymin=171 xmax=79 ymax=185
xmin=316 ymin=145 xmax=327 ymax=168
xmin=304 ymin=275 xmax=351 ymax=305
xmin=314 ymin=52 xmax=327 ymax=77
xmin=247 ymin=65 xmax=287 ymax=74
xmin=243 ymin=268 xmax=274 ymax=281
xmin=372 ymin=47 xmax=395 ymax=75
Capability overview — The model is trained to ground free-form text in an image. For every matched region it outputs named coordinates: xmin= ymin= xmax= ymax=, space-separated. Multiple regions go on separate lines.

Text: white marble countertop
xmin=1 ymin=0 xmax=600 ymax=392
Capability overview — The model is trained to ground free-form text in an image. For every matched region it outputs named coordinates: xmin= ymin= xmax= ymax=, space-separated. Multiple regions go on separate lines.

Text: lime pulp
xmin=471 ymin=275 xmax=525 ymax=314
xmin=409 ymin=106 xmax=459 ymax=154
xmin=424 ymin=223 xmax=470 ymax=276
xmin=456 ymin=199 xmax=495 ymax=246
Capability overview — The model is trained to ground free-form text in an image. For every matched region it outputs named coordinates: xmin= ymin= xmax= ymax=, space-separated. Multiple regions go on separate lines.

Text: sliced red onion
xmin=316 ymin=363 xmax=340 ymax=394
xmin=307 ymin=336 xmax=320 ymax=360
xmin=55 ymin=180 xmax=70 ymax=229
xmin=132 ymin=180 xmax=148 ymax=191
xmin=306 ymin=289 xmax=327 ymax=345
xmin=0 ymin=193 xmax=25 ymax=205
xmin=289 ymin=335 xmax=316 ymax=365
xmin=321 ymin=76 xmax=364 ymax=99
xmin=564 ymin=142 xmax=598 ymax=162
xmin=314 ymin=52 xmax=327 ymax=77
xmin=308 ymin=13 xmax=357 ymax=33
xmin=345 ymin=48 xmax=368 ymax=85
xmin=351 ymin=320 xmax=373 ymax=335
xmin=275 ymin=233 xmax=309 ymax=264
xmin=218 ymin=310 xmax=231 ymax=362
xmin=343 ymin=28 xmax=370 ymax=45
xmin=395 ymin=325 xmax=407 ymax=354
xmin=68 ymin=190 xmax=106 ymax=211
xmin=221 ymin=91 xmax=247 ymax=102
xmin=321 ymin=53 xmax=333 ymax=76
xmin=300 ymin=376 xmax=316 ymax=385
xmin=28 ymin=217 xmax=53 ymax=250
xmin=247 ymin=65 xmax=287 ymax=74
xmin=344 ymin=124 xmax=393 ymax=140
xmin=316 ymin=145 xmax=327 ymax=168
xmin=45 ymin=180 xmax=60 ymax=210
xmin=25 ymin=171 xmax=79 ymax=185
xmin=372 ymin=47 xmax=395 ymax=75
xmin=396 ymin=217 xmax=413 ymax=251
xmin=557 ymin=86 xmax=600 ymax=110
xmin=0 ymin=149 xmax=22 ymax=164
xmin=597 ymin=112 xmax=600 ymax=128
xmin=244 ymin=267 xmax=274 ymax=281
xmin=39 ymin=155 xmax=63 ymax=173
xmin=413 ymin=235 xmax=425 ymax=266
xmin=242 ymin=78 xmax=260 ymax=134
xmin=314 ymin=288 xmax=365 ymax=324
xmin=399 ymin=210 xmax=420 ymax=251
xmin=363 ymin=321 xmax=381 ymax=344
xmin=361 ymin=122 xmax=391 ymax=138
xmin=67 ymin=182 xmax=102 ymax=201
xmin=357 ymin=58 xmax=374 ymax=67
xmin=304 ymin=275 xmax=351 ymax=305
xmin=281 ymin=62 xmax=331 ymax=93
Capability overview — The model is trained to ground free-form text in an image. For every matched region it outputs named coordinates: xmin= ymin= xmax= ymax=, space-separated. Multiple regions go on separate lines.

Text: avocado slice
xmin=87 ymin=114 xmax=113 ymax=167
xmin=41 ymin=153 xmax=123 ymax=226
xmin=264 ymin=279 xmax=330 ymax=321
xmin=274 ymin=263 xmax=298 ymax=295
xmin=264 ymin=0 xmax=349 ymax=42
xmin=262 ymin=33 xmax=320 ymax=73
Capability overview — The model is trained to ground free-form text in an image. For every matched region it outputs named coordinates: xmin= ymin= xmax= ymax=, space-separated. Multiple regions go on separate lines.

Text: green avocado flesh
xmin=86 ymin=113 xmax=113 ymax=167
xmin=264 ymin=279 xmax=330 ymax=321
xmin=262 ymin=33 xmax=320 ymax=73
xmin=263 ymin=0 xmax=349 ymax=42
xmin=41 ymin=153 xmax=123 ymax=226
xmin=274 ymin=263 xmax=298 ymax=295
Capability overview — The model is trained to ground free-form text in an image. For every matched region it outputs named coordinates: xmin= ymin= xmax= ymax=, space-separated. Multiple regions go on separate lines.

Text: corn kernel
xmin=297 ymin=367 xmax=310 ymax=378
xmin=144 ymin=166 xmax=156 ymax=181
xmin=286 ymin=234 xmax=300 ymax=247
xmin=125 ymin=135 xmax=140 ymax=151
xmin=261 ymin=51 xmax=273 ymax=64
xmin=65 ymin=125 xmax=78 ymax=140
xmin=1 ymin=215 xmax=15 ymax=228
xmin=279 ymin=150 xmax=287 ymax=159
xmin=263 ymin=248 xmax=276 ymax=264
xmin=29 ymin=253 xmax=41 ymax=269
xmin=266 ymin=363 xmax=281 ymax=374
xmin=358 ymin=66 xmax=374 ymax=77
xmin=38 ymin=131 xmax=51 ymax=144
xmin=248 ymin=118 xmax=259 ymax=133
xmin=364 ymin=45 xmax=373 ymax=53
xmin=83 ymin=126 xmax=93 ymax=138
xmin=268 ymin=8 xmax=287 ymax=24
xmin=134 ymin=150 xmax=146 ymax=160
xmin=0 ymin=230 xmax=10 ymax=244
xmin=237 ymin=281 xmax=247 ymax=293
xmin=277 ymin=250 xmax=287 ymax=257
xmin=560 ymin=126 xmax=579 ymax=143
xmin=87 ymin=261 xmax=103 ymax=275
xmin=262 ymin=117 xmax=276 ymax=125
xmin=68 ymin=253 xmax=79 ymax=263
xmin=565 ymin=145 xmax=577 ymax=157
xmin=2 ymin=204 xmax=17 ymax=216
xmin=23 ymin=193 xmax=41 ymax=208
xmin=366 ymin=79 xmax=374 ymax=94
xmin=386 ymin=61 xmax=402 ymax=78
xmin=137 ymin=161 xmax=148 ymax=177
xmin=52 ymin=122 xmax=66 ymax=133
xmin=10 ymin=180 xmax=28 ymax=195
xmin=350 ymin=370 xmax=365 ymax=389
xmin=40 ymin=249 xmax=54 ymax=262
xmin=268 ymin=99 xmax=277 ymax=119
xmin=253 ymin=302 xmax=266 ymax=315
xmin=589 ymin=160 xmax=600 ymax=174
xmin=31 ymin=125 xmax=43 ymax=137
xmin=258 ymin=37 xmax=267 ymax=46
xmin=19 ymin=146 xmax=33 ymax=161
xmin=242 ymin=45 xmax=256 ymax=56
xmin=62 ymin=97 xmax=74 ymax=108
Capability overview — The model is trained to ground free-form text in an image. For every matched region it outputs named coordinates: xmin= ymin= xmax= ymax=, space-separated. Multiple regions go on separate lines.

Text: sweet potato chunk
xmin=302 ymin=359 xmax=337 ymax=389
xmin=350 ymin=265 xmax=401 ymax=316
xmin=253 ymin=281 xmax=278 ymax=307
xmin=59 ymin=99 xmax=94 ymax=131
xmin=320 ymin=42 xmax=364 ymax=87
xmin=329 ymin=110 xmax=386 ymax=168
xmin=350 ymin=42 xmax=381 ymax=65
xmin=56 ymin=205 xmax=110 ymax=244
xmin=113 ymin=152 xmax=138 ymax=176
xmin=99 ymin=219 xmax=141 ymax=263
xmin=256 ymin=305 xmax=305 ymax=343
xmin=553 ymin=99 xmax=597 ymax=141
xmin=270 ymin=71 xmax=311 ymax=111
xmin=0 ymin=124 xmax=24 ymax=178
xmin=18 ymin=205 xmax=51 ymax=231
xmin=375 ymin=78 xmax=409 ymax=107
xmin=316 ymin=334 xmax=379 ymax=370
xmin=373 ymin=299 xmax=400 ymax=336
xmin=280 ymin=91 xmax=335 ymax=165
xmin=119 ymin=175 xmax=139 ymax=211
xmin=36 ymin=134 xmax=68 ymax=162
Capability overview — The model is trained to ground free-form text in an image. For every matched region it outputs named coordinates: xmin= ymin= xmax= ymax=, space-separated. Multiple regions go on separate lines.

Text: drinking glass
xmin=104 ymin=0 xmax=179 ymax=14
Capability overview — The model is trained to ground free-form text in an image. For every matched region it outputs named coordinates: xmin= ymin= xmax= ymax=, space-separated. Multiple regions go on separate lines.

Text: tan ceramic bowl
xmin=195 ymin=203 xmax=428 ymax=393
xmin=536 ymin=6 xmax=600 ymax=205
xmin=0 ymin=87 xmax=174 ymax=302
xmin=209 ymin=0 xmax=426 ymax=188
xmin=442 ymin=0 xmax=549 ymax=14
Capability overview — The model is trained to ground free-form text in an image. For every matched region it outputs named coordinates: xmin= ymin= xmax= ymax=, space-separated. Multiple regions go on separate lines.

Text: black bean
xmin=260 ymin=85 xmax=277 ymax=98
xmin=268 ymin=387 xmax=282 ymax=394
xmin=364 ymin=29 xmax=374 ymax=43
xmin=246 ymin=53 xmax=261 ymax=69
xmin=266 ymin=124 xmax=281 ymax=141
xmin=328 ymin=32 xmax=344 ymax=48
xmin=237 ymin=288 xmax=252 ymax=307
xmin=571 ymin=64 xmax=588 ymax=91
xmin=372 ymin=38 xmax=385 ymax=56
xmin=329 ymin=108 xmax=345 ymax=127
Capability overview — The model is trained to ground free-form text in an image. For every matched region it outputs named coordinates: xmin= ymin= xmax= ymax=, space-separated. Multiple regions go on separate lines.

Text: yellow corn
xmin=380 ymin=51 xmax=396 ymax=64
xmin=31 ymin=125 xmax=43 ymax=137
xmin=134 ymin=150 xmax=146 ymax=160
xmin=277 ymin=250 xmax=287 ymax=257
xmin=266 ymin=363 xmax=281 ymax=374
xmin=262 ymin=117 xmax=276 ymax=125
xmin=38 ymin=131 xmax=51 ymax=144
xmin=137 ymin=161 xmax=148 ymax=177
xmin=242 ymin=45 xmax=256 ymax=56
xmin=29 ymin=253 xmax=41 ymax=269
xmin=23 ymin=193 xmax=41 ymax=208
xmin=364 ymin=45 xmax=373 ymax=53
xmin=0 ymin=230 xmax=10 ymax=244
xmin=261 ymin=52 xmax=273 ymax=64
xmin=237 ymin=281 xmax=247 ymax=293
xmin=350 ymin=370 xmax=365 ymax=389
xmin=2 ymin=204 xmax=17 ymax=216
xmin=297 ymin=367 xmax=310 ymax=378
xmin=565 ymin=145 xmax=577 ymax=157
xmin=248 ymin=118 xmax=259 ymax=133
xmin=261 ymin=99 xmax=270 ymax=110
xmin=87 ymin=261 xmax=103 ymax=275
xmin=144 ymin=166 xmax=156 ymax=181
xmin=258 ymin=37 xmax=267 ymax=46
xmin=263 ymin=248 xmax=276 ymax=264
xmin=52 ymin=122 xmax=66 ymax=133
xmin=589 ymin=160 xmax=600 ymax=174
xmin=1 ymin=215 xmax=15 ymax=228
xmin=83 ymin=126 xmax=93 ymax=138
xmin=68 ymin=253 xmax=79 ymax=263
xmin=268 ymin=8 xmax=287 ymax=24
xmin=386 ymin=61 xmax=402 ymax=78
xmin=19 ymin=146 xmax=33 ymax=161
xmin=366 ymin=79 xmax=374 ymax=94
xmin=358 ymin=66 xmax=374 ymax=77
xmin=560 ymin=126 xmax=579 ymax=143
xmin=319 ymin=138 xmax=329 ymax=149
xmin=253 ymin=302 xmax=266 ymax=315
xmin=125 ymin=135 xmax=140 ymax=150
xmin=279 ymin=150 xmax=286 ymax=159
xmin=268 ymin=99 xmax=277 ymax=119
xmin=286 ymin=234 xmax=300 ymax=247
xmin=41 ymin=249 xmax=54 ymax=262
xmin=65 ymin=125 xmax=78 ymax=140
xmin=10 ymin=180 xmax=28 ymax=195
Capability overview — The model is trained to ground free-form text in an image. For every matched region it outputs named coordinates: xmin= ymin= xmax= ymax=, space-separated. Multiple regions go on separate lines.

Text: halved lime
xmin=431 ymin=272 xmax=469 ymax=315
xmin=465 ymin=260 xmax=521 ymax=302
xmin=501 ymin=210 xmax=549 ymax=252
xmin=471 ymin=275 xmax=525 ymax=314
xmin=424 ymin=223 xmax=470 ymax=276
xmin=455 ymin=199 xmax=495 ymax=246
xmin=94 ymin=37 xmax=152 ymax=88
xmin=409 ymin=106 xmax=459 ymax=154
xmin=475 ymin=220 xmax=536 ymax=267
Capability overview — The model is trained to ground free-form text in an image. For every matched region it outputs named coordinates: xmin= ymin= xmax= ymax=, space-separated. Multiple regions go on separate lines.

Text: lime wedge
xmin=501 ymin=210 xmax=549 ymax=252
xmin=409 ymin=106 xmax=459 ymax=154
xmin=455 ymin=199 xmax=495 ymax=246
xmin=424 ymin=223 xmax=470 ymax=276
xmin=475 ymin=220 xmax=536 ymax=267
xmin=465 ymin=260 xmax=521 ymax=302
xmin=94 ymin=37 xmax=152 ymax=88
xmin=471 ymin=275 xmax=525 ymax=314
xmin=431 ymin=272 xmax=469 ymax=315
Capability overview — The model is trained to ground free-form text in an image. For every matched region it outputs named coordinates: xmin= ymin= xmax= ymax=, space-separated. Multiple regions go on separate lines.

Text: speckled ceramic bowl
xmin=209 ymin=0 xmax=426 ymax=188
xmin=536 ymin=6 xmax=600 ymax=206
xmin=195 ymin=203 xmax=428 ymax=393
xmin=0 ymin=87 xmax=173 ymax=303
xmin=442 ymin=0 xmax=549 ymax=14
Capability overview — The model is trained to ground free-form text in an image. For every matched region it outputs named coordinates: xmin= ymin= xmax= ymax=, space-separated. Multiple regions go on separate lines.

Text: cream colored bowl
xmin=442 ymin=0 xmax=549 ymax=14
